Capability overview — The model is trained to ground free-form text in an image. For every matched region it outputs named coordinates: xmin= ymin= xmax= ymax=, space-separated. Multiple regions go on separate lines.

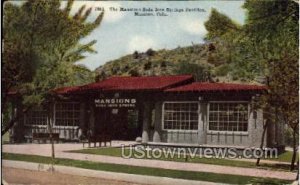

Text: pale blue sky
xmin=11 ymin=1 xmax=246 ymax=70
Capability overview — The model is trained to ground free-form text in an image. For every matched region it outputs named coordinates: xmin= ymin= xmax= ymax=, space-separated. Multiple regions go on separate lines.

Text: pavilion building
xmin=10 ymin=75 xmax=285 ymax=149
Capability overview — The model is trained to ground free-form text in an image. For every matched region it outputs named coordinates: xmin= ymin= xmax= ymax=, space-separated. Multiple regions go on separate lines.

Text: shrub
xmin=144 ymin=61 xmax=152 ymax=70
xmin=129 ymin=69 xmax=140 ymax=77
xmin=146 ymin=48 xmax=155 ymax=56
xmin=160 ymin=61 xmax=167 ymax=68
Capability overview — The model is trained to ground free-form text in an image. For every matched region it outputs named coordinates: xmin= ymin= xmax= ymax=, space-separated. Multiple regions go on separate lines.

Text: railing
xmin=26 ymin=126 xmax=79 ymax=142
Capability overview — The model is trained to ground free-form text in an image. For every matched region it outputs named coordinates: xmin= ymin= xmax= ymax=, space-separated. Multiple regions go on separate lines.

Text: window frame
xmin=161 ymin=101 xmax=200 ymax=132
xmin=24 ymin=107 xmax=48 ymax=127
xmin=207 ymin=101 xmax=250 ymax=135
xmin=53 ymin=102 xmax=80 ymax=128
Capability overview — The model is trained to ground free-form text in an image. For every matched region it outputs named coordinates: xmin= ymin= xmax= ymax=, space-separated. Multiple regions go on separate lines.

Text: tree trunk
xmin=290 ymin=130 xmax=297 ymax=171
xmin=296 ymin=159 xmax=299 ymax=180
xmin=256 ymin=120 xmax=268 ymax=166
xmin=48 ymin=111 xmax=55 ymax=159
xmin=1 ymin=106 xmax=31 ymax=136
xmin=49 ymin=124 xmax=55 ymax=159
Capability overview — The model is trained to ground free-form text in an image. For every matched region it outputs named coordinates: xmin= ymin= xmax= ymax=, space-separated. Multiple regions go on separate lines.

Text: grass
xmin=268 ymin=151 xmax=298 ymax=163
xmin=69 ymin=147 xmax=294 ymax=171
xmin=2 ymin=132 xmax=10 ymax=144
xmin=3 ymin=152 xmax=292 ymax=185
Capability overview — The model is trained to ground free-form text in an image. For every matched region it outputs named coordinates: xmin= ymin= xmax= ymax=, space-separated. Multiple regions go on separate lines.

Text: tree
xmin=243 ymin=0 xmax=298 ymax=170
xmin=267 ymin=57 xmax=298 ymax=170
xmin=146 ymin=48 xmax=155 ymax=56
xmin=204 ymin=8 xmax=241 ymax=40
xmin=204 ymin=9 xmax=263 ymax=81
xmin=205 ymin=0 xmax=298 ymax=170
xmin=129 ymin=69 xmax=140 ymax=77
xmin=2 ymin=0 xmax=104 ymax=136
xmin=173 ymin=62 xmax=212 ymax=82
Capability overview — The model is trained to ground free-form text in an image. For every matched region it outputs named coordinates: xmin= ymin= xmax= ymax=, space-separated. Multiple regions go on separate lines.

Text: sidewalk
xmin=3 ymin=143 xmax=297 ymax=181
xmin=227 ymin=157 xmax=290 ymax=165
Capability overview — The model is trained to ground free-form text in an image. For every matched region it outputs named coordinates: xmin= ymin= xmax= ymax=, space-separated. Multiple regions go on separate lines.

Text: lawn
xmin=68 ymin=147 xmax=294 ymax=171
xmin=2 ymin=132 xmax=10 ymax=144
xmin=3 ymin=153 xmax=292 ymax=185
xmin=268 ymin=151 xmax=298 ymax=163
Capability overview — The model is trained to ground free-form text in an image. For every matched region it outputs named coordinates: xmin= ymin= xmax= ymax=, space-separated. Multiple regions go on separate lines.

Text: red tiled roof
xmin=165 ymin=82 xmax=267 ymax=92
xmin=78 ymin=75 xmax=194 ymax=92
xmin=52 ymin=86 xmax=81 ymax=94
xmin=52 ymin=76 xmax=267 ymax=95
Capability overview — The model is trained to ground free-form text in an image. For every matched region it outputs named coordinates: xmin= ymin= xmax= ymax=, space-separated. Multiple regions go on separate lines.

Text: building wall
xmin=20 ymin=101 xmax=83 ymax=142
xmin=12 ymin=95 xmax=281 ymax=148
xmin=161 ymin=131 xmax=198 ymax=144
xmin=205 ymin=108 xmax=265 ymax=147
xmin=144 ymin=101 xmax=268 ymax=148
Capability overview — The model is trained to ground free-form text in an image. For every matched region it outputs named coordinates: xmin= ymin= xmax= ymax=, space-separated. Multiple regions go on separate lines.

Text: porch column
xmin=137 ymin=105 xmax=144 ymax=136
xmin=89 ymin=102 xmax=95 ymax=137
xmin=153 ymin=101 xmax=162 ymax=142
xmin=142 ymin=102 xmax=151 ymax=143
xmin=198 ymin=103 xmax=207 ymax=145
xmin=78 ymin=102 xmax=86 ymax=139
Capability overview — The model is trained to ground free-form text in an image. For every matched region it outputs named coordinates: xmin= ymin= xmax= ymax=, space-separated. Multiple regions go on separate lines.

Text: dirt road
xmin=2 ymin=167 xmax=143 ymax=185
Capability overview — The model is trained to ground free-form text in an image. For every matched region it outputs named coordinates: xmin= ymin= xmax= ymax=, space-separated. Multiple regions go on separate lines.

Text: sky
xmin=12 ymin=1 xmax=246 ymax=70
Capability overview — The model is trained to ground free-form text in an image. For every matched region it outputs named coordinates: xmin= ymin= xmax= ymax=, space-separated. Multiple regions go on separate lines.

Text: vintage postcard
xmin=2 ymin=0 xmax=299 ymax=184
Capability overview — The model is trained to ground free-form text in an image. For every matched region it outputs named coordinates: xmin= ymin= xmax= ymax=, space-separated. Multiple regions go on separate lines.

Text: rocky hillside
xmin=95 ymin=43 xmax=233 ymax=82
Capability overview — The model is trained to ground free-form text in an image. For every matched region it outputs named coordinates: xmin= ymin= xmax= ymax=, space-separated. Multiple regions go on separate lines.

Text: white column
xmin=153 ymin=102 xmax=162 ymax=142
xmin=142 ymin=103 xmax=151 ymax=143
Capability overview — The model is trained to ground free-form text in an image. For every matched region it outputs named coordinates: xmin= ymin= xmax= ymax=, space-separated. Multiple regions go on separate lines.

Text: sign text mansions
xmin=95 ymin=98 xmax=136 ymax=108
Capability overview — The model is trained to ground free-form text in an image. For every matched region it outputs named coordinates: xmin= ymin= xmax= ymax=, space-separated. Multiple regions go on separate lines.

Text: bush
xmin=129 ymin=69 xmax=140 ymax=77
xmin=123 ymin=65 xmax=129 ymax=72
xmin=160 ymin=61 xmax=167 ymax=68
xmin=173 ymin=62 xmax=212 ymax=82
xmin=133 ymin=51 xmax=139 ymax=59
xmin=144 ymin=61 xmax=152 ymax=70
xmin=208 ymin=43 xmax=216 ymax=51
xmin=284 ymin=127 xmax=297 ymax=147
xmin=146 ymin=48 xmax=155 ymax=56
xmin=215 ymin=64 xmax=230 ymax=76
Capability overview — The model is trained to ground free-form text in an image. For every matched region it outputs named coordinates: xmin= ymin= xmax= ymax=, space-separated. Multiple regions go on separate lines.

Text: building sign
xmin=95 ymin=98 xmax=136 ymax=108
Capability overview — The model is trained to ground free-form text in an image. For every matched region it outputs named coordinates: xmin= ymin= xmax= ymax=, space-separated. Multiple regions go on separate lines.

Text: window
xmin=25 ymin=107 xmax=48 ymax=126
xmin=163 ymin=102 xmax=199 ymax=130
xmin=55 ymin=102 xmax=80 ymax=127
xmin=208 ymin=102 xmax=248 ymax=132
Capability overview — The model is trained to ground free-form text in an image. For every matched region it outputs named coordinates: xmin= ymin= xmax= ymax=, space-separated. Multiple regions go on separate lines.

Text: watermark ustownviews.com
xmin=121 ymin=145 xmax=278 ymax=159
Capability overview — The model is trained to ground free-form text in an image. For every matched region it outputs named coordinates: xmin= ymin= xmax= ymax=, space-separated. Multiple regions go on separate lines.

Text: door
xmin=94 ymin=108 xmax=139 ymax=140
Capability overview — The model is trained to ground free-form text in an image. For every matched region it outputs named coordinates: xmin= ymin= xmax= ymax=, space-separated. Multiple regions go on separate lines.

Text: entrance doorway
xmin=94 ymin=108 xmax=140 ymax=140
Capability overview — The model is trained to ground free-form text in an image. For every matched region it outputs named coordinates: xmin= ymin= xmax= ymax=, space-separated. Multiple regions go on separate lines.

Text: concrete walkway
xmin=3 ymin=160 xmax=222 ymax=185
xmin=3 ymin=143 xmax=297 ymax=181
xmin=227 ymin=157 xmax=291 ymax=165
